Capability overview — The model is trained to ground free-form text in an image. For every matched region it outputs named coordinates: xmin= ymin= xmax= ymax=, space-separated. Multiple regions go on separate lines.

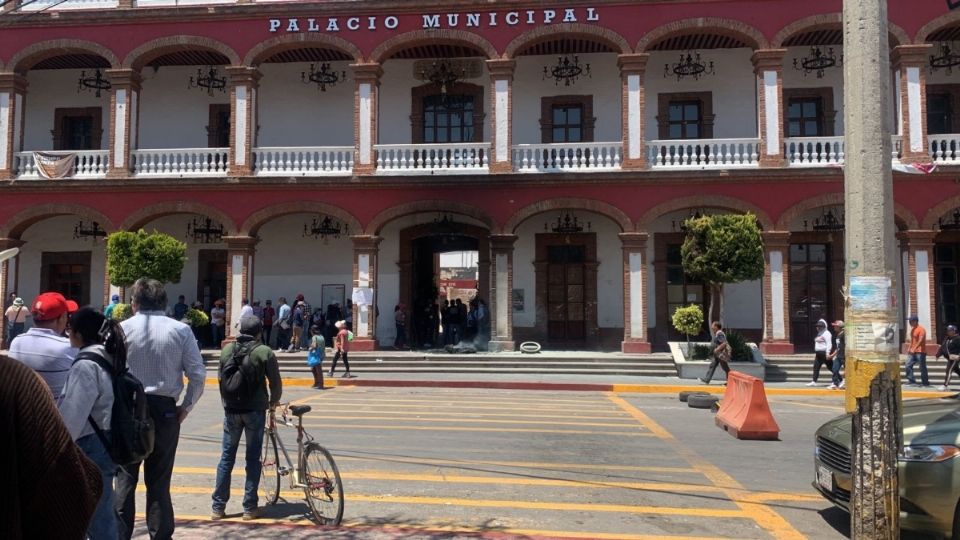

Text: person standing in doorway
xmin=905 ymin=314 xmax=929 ymax=387
xmin=827 ymin=320 xmax=846 ymax=390
xmin=116 ymin=278 xmax=206 ymax=540
xmin=288 ymin=301 xmax=304 ymax=353
xmin=807 ymin=319 xmax=833 ymax=387
xmin=938 ymin=325 xmax=960 ymax=391
xmin=8 ymin=292 xmax=78 ymax=397
xmin=261 ymin=300 xmax=275 ymax=348
xmin=210 ymin=300 xmax=226 ymax=348
xmin=394 ymin=304 xmax=407 ymax=349
xmin=211 ymin=315 xmax=281 ymax=521
xmin=4 ymin=296 xmax=28 ymax=348
xmin=274 ymin=297 xmax=291 ymax=353
xmin=699 ymin=321 xmax=731 ymax=385
xmin=329 ymin=320 xmax=352 ymax=378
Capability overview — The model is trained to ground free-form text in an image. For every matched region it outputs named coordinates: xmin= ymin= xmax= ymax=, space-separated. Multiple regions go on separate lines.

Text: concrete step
xmin=765 ymin=356 xmax=949 ymax=383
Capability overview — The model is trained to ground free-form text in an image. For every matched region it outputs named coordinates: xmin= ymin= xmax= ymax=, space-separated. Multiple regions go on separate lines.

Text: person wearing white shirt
xmin=115 ymin=278 xmax=205 ymax=540
xmin=8 ymin=292 xmax=78 ymax=398
xmin=807 ymin=318 xmax=833 ymax=387
xmin=238 ymin=298 xmax=253 ymax=325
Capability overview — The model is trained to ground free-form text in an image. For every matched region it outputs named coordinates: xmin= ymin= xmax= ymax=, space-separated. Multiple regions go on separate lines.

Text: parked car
xmin=814 ymin=396 xmax=960 ymax=538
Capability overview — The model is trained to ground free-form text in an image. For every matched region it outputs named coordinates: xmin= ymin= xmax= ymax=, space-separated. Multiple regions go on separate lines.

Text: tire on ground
xmin=679 ymin=391 xmax=708 ymax=402
xmin=688 ymin=394 xmax=720 ymax=409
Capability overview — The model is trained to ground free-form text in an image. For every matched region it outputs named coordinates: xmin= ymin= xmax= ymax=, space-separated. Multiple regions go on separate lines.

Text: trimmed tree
xmin=680 ymin=213 xmax=764 ymax=326
xmin=107 ymin=230 xmax=187 ymax=288
xmin=671 ymin=304 xmax=704 ymax=357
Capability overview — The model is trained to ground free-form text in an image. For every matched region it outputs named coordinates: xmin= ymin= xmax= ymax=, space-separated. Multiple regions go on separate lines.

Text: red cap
xmin=31 ymin=292 xmax=78 ymax=321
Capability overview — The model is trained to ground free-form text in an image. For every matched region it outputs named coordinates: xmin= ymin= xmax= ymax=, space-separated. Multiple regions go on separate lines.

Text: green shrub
xmin=185 ymin=308 xmax=210 ymax=328
xmin=725 ymin=330 xmax=752 ymax=362
xmin=691 ymin=344 xmax=712 ymax=360
xmin=111 ymin=303 xmax=133 ymax=322
xmin=107 ymin=230 xmax=186 ymax=287
xmin=672 ymin=304 xmax=704 ymax=356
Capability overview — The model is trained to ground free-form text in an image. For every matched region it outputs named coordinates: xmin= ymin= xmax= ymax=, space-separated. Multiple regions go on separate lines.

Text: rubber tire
xmin=302 ymin=443 xmax=345 ymax=527
xmin=679 ymin=391 xmax=709 ymax=402
xmin=688 ymin=394 xmax=720 ymax=409
xmin=259 ymin=432 xmax=280 ymax=506
xmin=519 ymin=341 xmax=542 ymax=354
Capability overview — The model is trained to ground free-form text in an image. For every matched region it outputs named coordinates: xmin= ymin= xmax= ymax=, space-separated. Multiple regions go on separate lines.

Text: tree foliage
xmin=672 ymin=304 xmax=704 ymax=356
xmin=107 ymin=230 xmax=187 ymax=287
xmin=111 ymin=303 xmax=133 ymax=321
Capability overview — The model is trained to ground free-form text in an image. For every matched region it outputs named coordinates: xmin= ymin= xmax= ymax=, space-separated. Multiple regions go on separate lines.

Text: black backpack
xmin=75 ymin=351 xmax=155 ymax=466
xmin=219 ymin=341 xmax=262 ymax=408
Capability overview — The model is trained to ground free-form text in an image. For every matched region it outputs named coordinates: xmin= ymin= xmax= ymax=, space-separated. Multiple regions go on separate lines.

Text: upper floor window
xmin=207 ymin=104 xmax=230 ymax=148
xmin=657 ymin=92 xmax=714 ymax=140
xmin=540 ymin=96 xmax=595 ymax=143
xmin=53 ymin=107 xmax=102 ymax=151
xmin=928 ymin=91 xmax=955 ymax=135
xmin=787 ymin=97 xmax=824 ymax=137
xmin=423 ymin=95 xmax=475 ymax=143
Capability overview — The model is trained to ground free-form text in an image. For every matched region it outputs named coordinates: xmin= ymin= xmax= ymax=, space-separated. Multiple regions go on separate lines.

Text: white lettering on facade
xmin=268 ymin=18 xmax=281 ymax=32
xmin=543 ymin=9 xmax=555 ymax=23
xmin=368 ymin=16 xmax=377 ymax=29
xmin=384 ymin=16 xmax=399 ymax=29
xmin=526 ymin=10 xmax=535 ymax=24
xmin=488 ymin=12 xmax=497 ymax=26
xmin=423 ymin=14 xmax=440 ymax=28
xmin=563 ymin=9 xmax=577 ymax=22
xmin=327 ymin=18 xmax=340 ymax=31
xmin=447 ymin=13 xmax=459 ymax=27
xmin=466 ymin=13 xmax=480 ymax=27
xmin=268 ymin=8 xmax=600 ymax=33
xmin=308 ymin=18 xmax=320 ymax=32
xmin=505 ymin=11 xmax=519 ymax=25
xmin=347 ymin=17 xmax=360 ymax=30
xmin=587 ymin=7 xmax=599 ymax=21
xmin=287 ymin=19 xmax=300 ymax=32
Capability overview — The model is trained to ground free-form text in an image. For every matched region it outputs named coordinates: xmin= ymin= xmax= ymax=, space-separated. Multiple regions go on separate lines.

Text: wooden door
xmin=789 ymin=243 xmax=832 ymax=352
xmin=196 ymin=249 xmax=227 ymax=310
xmin=41 ymin=252 xmax=91 ymax=306
xmin=547 ymin=245 xmax=586 ymax=344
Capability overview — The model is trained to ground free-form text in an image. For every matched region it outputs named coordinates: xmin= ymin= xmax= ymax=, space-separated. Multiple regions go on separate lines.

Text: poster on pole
xmin=848 ymin=276 xmax=891 ymax=312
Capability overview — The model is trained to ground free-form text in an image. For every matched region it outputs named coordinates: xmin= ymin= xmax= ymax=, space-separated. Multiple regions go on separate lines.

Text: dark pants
xmin=945 ymin=359 xmax=960 ymax=386
xmin=275 ymin=326 xmax=290 ymax=351
xmin=212 ymin=324 xmax=225 ymax=349
xmin=5 ymin=321 xmax=24 ymax=348
xmin=906 ymin=352 xmax=929 ymax=386
xmin=812 ymin=351 xmax=832 ymax=383
xmin=395 ymin=324 xmax=406 ymax=349
xmin=330 ymin=350 xmax=350 ymax=375
xmin=262 ymin=325 xmax=272 ymax=348
xmin=831 ymin=356 xmax=845 ymax=386
xmin=212 ymin=410 xmax=266 ymax=513
xmin=116 ymin=395 xmax=180 ymax=540
xmin=703 ymin=356 xmax=730 ymax=383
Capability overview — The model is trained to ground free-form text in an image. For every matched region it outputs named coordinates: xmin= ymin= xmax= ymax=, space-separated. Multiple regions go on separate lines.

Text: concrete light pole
xmin=843 ymin=0 xmax=901 ymax=538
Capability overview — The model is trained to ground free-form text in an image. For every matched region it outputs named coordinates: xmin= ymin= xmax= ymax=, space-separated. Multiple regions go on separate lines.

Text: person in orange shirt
xmin=905 ymin=314 xmax=929 ymax=387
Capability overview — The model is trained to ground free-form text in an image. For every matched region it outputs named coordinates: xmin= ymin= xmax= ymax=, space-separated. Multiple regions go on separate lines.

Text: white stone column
xmin=902 ymin=230 xmax=937 ymax=353
xmin=761 ymin=231 xmax=793 ymax=353
xmin=619 ymin=232 xmax=651 ymax=352
xmin=106 ymin=69 xmax=141 ymax=178
xmin=488 ymin=234 xmax=517 ymax=352
xmin=227 ymin=67 xmax=260 ymax=176
xmin=351 ymin=63 xmax=382 ymax=175
xmin=223 ymin=236 xmax=257 ymax=340
xmin=892 ymin=45 xmax=933 ymax=164
xmin=751 ymin=49 xmax=787 ymax=168
xmin=618 ymin=54 xmax=649 ymax=170
xmin=486 ymin=59 xmax=514 ymax=173
xmin=0 ymin=74 xmax=26 ymax=180
xmin=350 ymin=235 xmax=381 ymax=350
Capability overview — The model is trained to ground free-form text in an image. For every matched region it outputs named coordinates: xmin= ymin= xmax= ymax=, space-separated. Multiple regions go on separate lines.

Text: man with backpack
xmin=212 ymin=315 xmax=282 ymax=520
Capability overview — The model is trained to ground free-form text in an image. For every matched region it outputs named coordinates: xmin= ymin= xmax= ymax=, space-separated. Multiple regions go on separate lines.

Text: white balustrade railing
xmin=14 ymin=150 xmax=109 ymax=179
xmin=18 ymin=0 xmax=117 ymax=9
xmin=131 ymin=148 xmax=229 ymax=176
xmin=512 ymin=142 xmax=622 ymax=172
xmin=784 ymin=136 xmax=845 ymax=166
xmin=648 ymin=139 xmax=759 ymax=168
xmin=375 ymin=143 xmax=489 ymax=174
xmin=930 ymin=135 xmax=960 ymax=164
xmin=253 ymin=147 xmax=353 ymax=176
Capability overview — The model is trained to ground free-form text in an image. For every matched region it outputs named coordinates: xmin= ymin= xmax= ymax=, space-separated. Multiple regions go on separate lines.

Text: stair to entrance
xmin=765 ymin=355 xmax=949 ymax=384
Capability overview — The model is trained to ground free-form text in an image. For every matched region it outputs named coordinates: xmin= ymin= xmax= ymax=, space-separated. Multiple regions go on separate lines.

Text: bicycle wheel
xmin=302 ymin=443 xmax=344 ymax=526
xmin=259 ymin=431 xmax=280 ymax=506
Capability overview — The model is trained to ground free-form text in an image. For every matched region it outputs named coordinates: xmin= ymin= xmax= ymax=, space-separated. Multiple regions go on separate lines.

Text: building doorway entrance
xmin=535 ymin=233 xmax=598 ymax=349
xmin=196 ymin=249 xmax=227 ymax=311
xmin=789 ymin=243 xmax=831 ymax=352
xmin=41 ymin=251 xmax=91 ymax=306
xmin=935 ymin=242 xmax=960 ymax=333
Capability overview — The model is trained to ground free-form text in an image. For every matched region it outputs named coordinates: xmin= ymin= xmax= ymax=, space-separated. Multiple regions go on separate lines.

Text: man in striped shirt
xmin=8 ymin=292 xmax=78 ymax=398
xmin=115 ymin=278 xmax=205 ymax=540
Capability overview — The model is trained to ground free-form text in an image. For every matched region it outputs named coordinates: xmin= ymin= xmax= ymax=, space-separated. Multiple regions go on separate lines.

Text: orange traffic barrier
xmin=715 ymin=371 xmax=780 ymax=440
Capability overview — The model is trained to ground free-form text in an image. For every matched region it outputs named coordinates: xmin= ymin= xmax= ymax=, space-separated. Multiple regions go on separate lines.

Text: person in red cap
xmin=7 ymin=292 xmax=79 ymax=397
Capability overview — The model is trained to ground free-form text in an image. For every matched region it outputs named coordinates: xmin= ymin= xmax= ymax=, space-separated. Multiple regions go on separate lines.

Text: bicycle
xmin=259 ymin=403 xmax=344 ymax=526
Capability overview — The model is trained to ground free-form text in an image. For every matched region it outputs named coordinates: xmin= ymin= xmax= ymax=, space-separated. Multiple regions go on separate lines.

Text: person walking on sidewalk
xmin=116 ymin=278 xmax=206 ymax=540
xmin=211 ymin=315 xmax=282 ymax=521
xmin=937 ymin=325 xmax=960 ymax=391
xmin=698 ymin=321 xmax=731 ymax=385
xmin=807 ymin=319 xmax=833 ymax=387
xmin=329 ymin=320 xmax=352 ymax=378
xmin=307 ymin=325 xmax=326 ymax=389
xmin=827 ymin=320 xmax=846 ymax=390
xmin=4 ymin=296 xmax=28 ymax=348
xmin=905 ymin=314 xmax=930 ymax=387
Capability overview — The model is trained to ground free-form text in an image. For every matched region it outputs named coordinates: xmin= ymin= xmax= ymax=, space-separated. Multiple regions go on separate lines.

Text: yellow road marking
xmin=606 ymin=393 xmax=806 ymax=540
xmin=297 ymin=401 xmax=621 ymax=414
xmin=294 ymin=407 xmax=631 ymax=420
xmin=153 ymin=512 xmax=726 ymax=539
xmin=295 ymin=422 xmax=651 ymax=436
xmin=307 ymin=396 xmax=619 ymax=409
xmin=159 ymin=486 xmax=746 ymax=518
xmin=318 ymin=392 xmax=611 ymax=405
xmin=302 ymin=415 xmax=638 ymax=428
xmin=768 ymin=399 xmax=844 ymax=411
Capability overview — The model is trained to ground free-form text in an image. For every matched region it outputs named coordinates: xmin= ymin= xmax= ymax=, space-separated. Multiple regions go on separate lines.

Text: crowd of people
xmin=394 ymin=297 xmax=490 ymax=350
xmin=2 ymin=279 xmax=283 ymax=539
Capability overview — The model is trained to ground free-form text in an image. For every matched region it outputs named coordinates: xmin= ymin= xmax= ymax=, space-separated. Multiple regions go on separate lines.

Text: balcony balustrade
xmin=18 ymin=0 xmax=116 ymax=9
xmin=131 ymin=148 xmax=229 ymax=177
xmin=374 ymin=143 xmax=489 ymax=175
xmin=512 ymin=142 xmax=622 ymax=173
xmin=253 ymin=147 xmax=353 ymax=176
xmin=647 ymin=138 xmax=760 ymax=169
xmin=14 ymin=150 xmax=109 ymax=179
xmin=930 ymin=135 xmax=960 ymax=164
xmin=784 ymin=136 xmax=845 ymax=166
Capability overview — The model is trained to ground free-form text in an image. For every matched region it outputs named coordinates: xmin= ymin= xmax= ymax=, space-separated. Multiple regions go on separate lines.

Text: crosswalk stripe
xmin=300 ymin=416 xmax=639 ymax=428
xmin=288 ymin=422 xmax=652 ymax=436
xmin=292 ymin=407 xmax=633 ymax=420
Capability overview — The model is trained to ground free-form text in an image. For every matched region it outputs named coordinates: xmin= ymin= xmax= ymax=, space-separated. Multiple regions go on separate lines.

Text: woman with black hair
xmin=59 ymin=306 xmax=125 ymax=540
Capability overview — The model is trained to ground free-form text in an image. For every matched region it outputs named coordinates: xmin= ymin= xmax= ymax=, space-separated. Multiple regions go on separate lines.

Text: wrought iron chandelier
xmin=433 ymin=214 xmax=463 ymax=235
xmin=188 ymin=66 xmax=227 ymax=96
xmin=939 ymin=208 xmax=960 ymax=231
xmin=77 ymin=69 xmax=111 ymax=98
xmin=543 ymin=56 xmax=591 ymax=86
xmin=303 ymin=215 xmax=347 ymax=240
xmin=301 ymin=63 xmax=346 ymax=92
xmin=187 ymin=217 xmax=225 ymax=244
xmin=74 ymin=220 xmax=107 ymax=242
xmin=664 ymin=52 xmax=715 ymax=81
xmin=419 ymin=60 xmax=465 ymax=94
xmin=793 ymin=47 xmax=843 ymax=79
xmin=545 ymin=213 xmax=590 ymax=234
xmin=930 ymin=43 xmax=960 ymax=75
xmin=805 ymin=207 xmax=845 ymax=231
xmin=672 ymin=209 xmax=706 ymax=233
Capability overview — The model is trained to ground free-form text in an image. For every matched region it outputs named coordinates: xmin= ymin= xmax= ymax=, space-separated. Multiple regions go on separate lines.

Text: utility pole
xmin=843 ymin=0 xmax=901 ymax=538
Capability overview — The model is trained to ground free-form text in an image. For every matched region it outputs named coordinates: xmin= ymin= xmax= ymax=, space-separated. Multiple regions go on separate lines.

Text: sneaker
xmin=939 ymin=385 xmax=950 ymax=391
xmin=328 ymin=371 xmax=335 ymax=378
xmin=341 ymin=372 xmax=351 ymax=378
xmin=827 ymin=384 xmax=838 ymax=390
xmin=698 ymin=378 xmax=710 ymax=385
xmin=242 ymin=508 xmax=259 ymax=521
xmin=211 ymin=509 xmax=226 ymax=521
xmin=839 ymin=380 xmax=846 ymax=389
xmin=806 ymin=381 xmax=818 ymax=387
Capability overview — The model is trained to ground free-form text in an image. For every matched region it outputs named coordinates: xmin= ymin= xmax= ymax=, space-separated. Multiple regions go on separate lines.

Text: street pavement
xmin=130 ymin=383 xmax=937 ymax=539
